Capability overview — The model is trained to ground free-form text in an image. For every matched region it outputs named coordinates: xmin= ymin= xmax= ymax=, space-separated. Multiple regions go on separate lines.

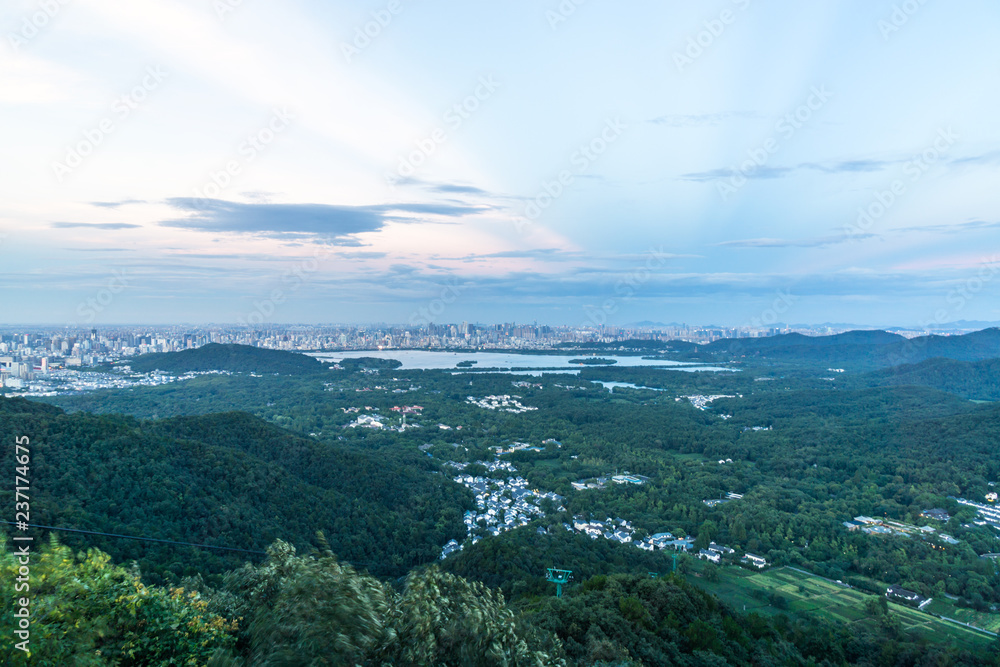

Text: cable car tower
xmin=545 ymin=568 xmax=573 ymax=597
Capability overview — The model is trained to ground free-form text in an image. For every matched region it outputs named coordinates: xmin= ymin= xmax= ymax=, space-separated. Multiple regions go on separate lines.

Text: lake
xmin=309 ymin=350 xmax=734 ymax=373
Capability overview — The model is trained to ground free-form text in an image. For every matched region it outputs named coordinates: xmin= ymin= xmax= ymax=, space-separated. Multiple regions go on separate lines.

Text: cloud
xmin=337 ymin=251 xmax=389 ymax=259
xmin=428 ymin=249 xmax=579 ymax=263
xmin=380 ymin=202 xmax=484 ymax=217
xmin=718 ymin=233 xmax=876 ymax=248
xmin=391 ymin=176 xmax=496 ymax=198
xmin=429 ymin=183 xmax=491 ymax=196
xmin=388 ymin=263 xmax=419 ymax=275
xmin=159 ymin=198 xmax=483 ymax=242
xmin=51 ymin=222 xmax=141 ymax=229
xmin=948 ymin=150 xmax=1000 ymax=167
xmin=90 ymin=200 xmax=147 ymax=209
xmin=335 ymin=268 xmax=933 ymax=303
xmin=682 ymin=148 xmax=1000 ymax=185
xmin=814 ymin=159 xmax=895 ymax=174
xmin=648 ymin=111 xmax=763 ymax=127
xmin=680 ymin=158 xmax=898 ymax=182
xmin=477 ymin=248 xmax=576 ymax=259
xmin=63 ymin=248 xmax=135 ymax=252
xmin=680 ymin=166 xmax=796 ymax=182
xmin=240 ymin=191 xmax=279 ymax=204
xmin=891 ymin=220 xmax=1000 ymax=234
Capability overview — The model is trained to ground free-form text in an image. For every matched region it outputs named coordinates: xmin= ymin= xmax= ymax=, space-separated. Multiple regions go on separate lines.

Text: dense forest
xmin=0 ymin=396 xmax=469 ymax=582
xmin=7 ymin=338 xmax=1000 ymax=663
xmin=854 ymin=357 xmax=1000 ymax=401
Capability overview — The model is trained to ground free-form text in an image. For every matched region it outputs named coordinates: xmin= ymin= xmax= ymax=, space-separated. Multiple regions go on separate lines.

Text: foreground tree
xmin=386 ymin=566 xmax=560 ymax=666
xmin=0 ymin=533 xmax=237 ymax=666
xmin=216 ymin=537 xmax=563 ymax=666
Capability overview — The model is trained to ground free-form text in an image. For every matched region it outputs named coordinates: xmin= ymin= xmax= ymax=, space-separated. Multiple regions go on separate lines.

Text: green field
xmin=671 ymin=452 xmax=713 ymax=463
xmin=686 ymin=564 xmax=996 ymax=650
xmin=924 ymin=598 xmax=1000 ymax=633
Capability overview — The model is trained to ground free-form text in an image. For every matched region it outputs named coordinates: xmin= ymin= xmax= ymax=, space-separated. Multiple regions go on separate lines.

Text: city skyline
xmin=3 ymin=1 xmax=999 ymax=326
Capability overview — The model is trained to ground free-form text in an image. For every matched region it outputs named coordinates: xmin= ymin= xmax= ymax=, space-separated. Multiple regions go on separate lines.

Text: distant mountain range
xmin=688 ymin=327 xmax=1000 ymax=370
xmin=628 ymin=320 xmax=1000 ymax=332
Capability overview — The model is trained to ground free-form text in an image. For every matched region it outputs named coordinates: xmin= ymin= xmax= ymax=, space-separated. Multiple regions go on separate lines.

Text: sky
xmin=1 ymin=0 xmax=999 ymax=328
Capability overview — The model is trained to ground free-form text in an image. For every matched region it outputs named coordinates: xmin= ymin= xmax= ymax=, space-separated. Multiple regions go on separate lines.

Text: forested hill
xmin=0 ymin=397 xmax=470 ymax=583
xmin=684 ymin=328 xmax=1000 ymax=370
xmin=857 ymin=357 xmax=1000 ymax=401
xmin=126 ymin=342 xmax=327 ymax=375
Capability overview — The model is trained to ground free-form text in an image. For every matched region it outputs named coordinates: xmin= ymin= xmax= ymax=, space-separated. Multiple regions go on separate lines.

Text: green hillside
xmin=0 ymin=397 xmax=469 ymax=583
xmin=682 ymin=328 xmax=1000 ymax=370
xmin=126 ymin=342 xmax=327 ymax=375
xmin=859 ymin=357 xmax=1000 ymax=401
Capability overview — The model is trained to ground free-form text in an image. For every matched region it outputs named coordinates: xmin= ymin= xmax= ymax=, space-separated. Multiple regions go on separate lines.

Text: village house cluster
xmin=343 ymin=405 xmax=422 ymax=432
xmin=953 ymin=496 xmax=1000 ymax=529
xmin=494 ymin=442 xmax=545 ymax=454
xmin=568 ymin=516 xmax=639 ymax=545
xmin=693 ymin=541 xmax=769 ymax=568
xmin=345 ymin=413 xmax=385 ymax=429
xmin=886 ymin=585 xmax=932 ymax=609
xmin=440 ymin=457 xmax=566 ymax=559
xmin=639 ymin=532 xmax=696 ymax=552
xmin=677 ymin=394 xmax=737 ymax=410
xmin=19 ymin=367 xmax=210 ymax=396
xmin=566 ymin=517 xmax=700 ymax=554
xmin=696 ymin=542 xmax=735 ymax=563
xmin=842 ymin=515 xmax=960 ymax=544
xmin=565 ymin=520 xmax=744 ymax=562
xmin=466 ymin=394 xmax=538 ymax=413
xmin=703 ymin=492 xmax=743 ymax=507
xmin=571 ymin=473 xmax=648 ymax=491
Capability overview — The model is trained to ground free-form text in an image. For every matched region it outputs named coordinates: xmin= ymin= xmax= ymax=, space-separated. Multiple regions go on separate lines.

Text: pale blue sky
xmin=1 ymin=0 xmax=999 ymax=327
